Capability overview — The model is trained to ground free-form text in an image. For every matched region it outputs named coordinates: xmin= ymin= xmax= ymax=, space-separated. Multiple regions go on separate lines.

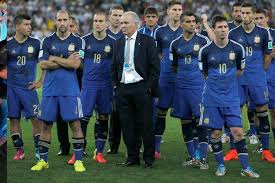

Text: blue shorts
xmin=171 ymin=88 xmax=202 ymax=119
xmin=38 ymin=96 xmax=83 ymax=123
xmin=268 ymin=82 xmax=275 ymax=109
xmin=239 ymin=85 xmax=268 ymax=106
xmin=81 ymin=86 xmax=112 ymax=117
xmin=157 ymin=81 xmax=175 ymax=109
xmin=200 ymin=106 xmax=242 ymax=130
xmin=7 ymin=86 xmax=39 ymax=119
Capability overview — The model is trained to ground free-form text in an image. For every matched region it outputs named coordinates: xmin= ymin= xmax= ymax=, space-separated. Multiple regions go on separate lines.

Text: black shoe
xmin=144 ymin=163 xmax=154 ymax=168
xmin=107 ymin=148 xmax=118 ymax=154
xmin=117 ymin=161 xmax=140 ymax=166
xmin=57 ymin=149 xmax=69 ymax=156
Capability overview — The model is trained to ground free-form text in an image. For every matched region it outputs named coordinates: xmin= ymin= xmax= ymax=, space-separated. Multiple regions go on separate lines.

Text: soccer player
xmin=169 ymin=12 xmax=209 ymax=169
xmin=228 ymin=2 xmax=242 ymax=30
xmin=139 ymin=7 xmax=159 ymax=37
xmin=56 ymin=15 xmax=82 ymax=156
xmin=199 ymin=15 xmax=259 ymax=178
xmin=31 ymin=10 xmax=86 ymax=172
xmin=154 ymin=0 xmax=183 ymax=159
xmin=7 ymin=14 xmax=42 ymax=161
xmin=106 ymin=5 xmax=124 ymax=154
xmin=225 ymin=2 xmax=275 ymax=162
xmin=254 ymin=8 xmax=275 ymax=149
xmin=69 ymin=11 xmax=115 ymax=164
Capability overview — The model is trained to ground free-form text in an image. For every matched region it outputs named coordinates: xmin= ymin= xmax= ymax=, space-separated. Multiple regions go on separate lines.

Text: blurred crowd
xmin=7 ymin=0 xmax=274 ymax=39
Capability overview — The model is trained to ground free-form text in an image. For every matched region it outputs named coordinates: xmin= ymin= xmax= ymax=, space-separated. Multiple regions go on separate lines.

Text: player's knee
xmin=69 ymin=121 xmax=82 ymax=136
xmin=211 ymin=129 xmax=221 ymax=139
xmin=231 ymin=129 xmax=244 ymax=142
xmin=256 ymin=104 xmax=268 ymax=112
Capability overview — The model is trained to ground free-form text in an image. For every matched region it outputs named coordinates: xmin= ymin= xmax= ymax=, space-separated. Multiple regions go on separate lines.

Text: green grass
xmin=7 ymin=68 xmax=275 ymax=183
xmin=7 ymin=109 xmax=275 ymax=183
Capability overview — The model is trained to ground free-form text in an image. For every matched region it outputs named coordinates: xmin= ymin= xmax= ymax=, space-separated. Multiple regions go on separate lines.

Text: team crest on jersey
xmin=68 ymin=44 xmax=75 ymax=52
xmin=204 ymin=118 xmax=209 ymax=124
xmin=229 ymin=51 xmax=235 ymax=61
xmin=28 ymin=45 xmax=34 ymax=53
xmin=193 ymin=43 xmax=200 ymax=52
xmin=254 ymin=35 xmax=260 ymax=44
xmin=104 ymin=45 xmax=111 ymax=53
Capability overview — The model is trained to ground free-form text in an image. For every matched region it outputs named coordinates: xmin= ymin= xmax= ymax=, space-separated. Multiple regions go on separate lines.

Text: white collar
xmin=125 ymin=31 xmax=137 ymax=40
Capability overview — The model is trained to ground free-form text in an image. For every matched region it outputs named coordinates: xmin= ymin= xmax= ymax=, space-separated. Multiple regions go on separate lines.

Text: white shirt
xmin=120 ymin=31 xmax=143 ymax=84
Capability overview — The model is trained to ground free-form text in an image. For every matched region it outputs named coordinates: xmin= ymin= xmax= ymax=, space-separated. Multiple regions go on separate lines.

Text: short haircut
xmin=211 ymin=15 xmax=227 ymax=28
xmin=168 ymin=0 xmax=182 ymax=9
xmin=109 ymin=5 xmax=124 ymax=15
xmin=93 ymin=11 xmax=107 ymax=20
xmin=180 ymin=11 xmax=196 ymax=23
xmin=256 ymin=8 xmax=268 ymax=17
xmin=70 ymin=15 xmax=79 ymax=26
xmin=14 ymin=14 xmax=31 ymax=26
xmin=231 ymin=2 xmax=242 ymax=11
xmin=241 ymin=2 xmax=256 ymax=13
xmin=56 ymin=10 xmax=70 ymax=19
xmin=144 ymin=7 xmax=158 ymax=16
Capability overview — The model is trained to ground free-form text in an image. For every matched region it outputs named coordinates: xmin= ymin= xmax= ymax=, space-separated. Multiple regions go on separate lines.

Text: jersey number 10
xmin=219 ymin=63 xmax=227 ymax=74
xmin=17 ymin=56 xmax=26 ymax=66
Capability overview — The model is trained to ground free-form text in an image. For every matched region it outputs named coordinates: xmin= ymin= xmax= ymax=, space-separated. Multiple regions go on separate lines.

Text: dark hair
xmin=256 ymin=8 xmax=268 ymax=17
xmin=109 ymin=5 xmax=124 ymax=15
xmin=180 ymin=11 xmax=197 ymax=23
xmin=168 ymin=0 xmax=182 ymax=8
xmin=14 ymin=14 xmax=31 ymax=25
xmin=212 ymin=15 xmax=227 ymax=28
xmin=241 ymin=2 xmax=256 ymax=13
xmin=231 ymin=2 xmax=242 ymax=11
xmin=144 ymin=7 xmax=158 ymax=16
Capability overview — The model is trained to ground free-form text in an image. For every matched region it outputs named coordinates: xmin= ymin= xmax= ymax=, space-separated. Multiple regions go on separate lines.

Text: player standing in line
xmin=7 ymin=14 xmax=42 ymax=161
xmin=169 ymin=12 xmax=210 ymax=169
xmin=31 ymin=10 xmax=86 ymax=172
xmin=224 ymin=2 xmax=275 ymax=162
xmin=106 ymin=5 xmax=124 ymax=154
xmin=69 ymin=11 xmax=115 ymax=164
xmin=154 ymin=0 xmax=183 ymax=159
xmin=199 ymin=15 xmax=259 ymax=178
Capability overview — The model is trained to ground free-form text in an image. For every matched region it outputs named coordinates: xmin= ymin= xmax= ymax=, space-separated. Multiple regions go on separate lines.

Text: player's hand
xmin=201 ymin=14 xmax=208 ymax=24
xmin=48 ymin=55 xmax=57 ymax=62
xmin=28 ymin=81 xmax=42 ymax=90
xmin=69 ymin=52 xmax=80 ymax=60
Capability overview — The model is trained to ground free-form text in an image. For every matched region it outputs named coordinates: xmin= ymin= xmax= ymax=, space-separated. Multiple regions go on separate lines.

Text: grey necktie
xmin=125 ymin=37 xmax=131 ymax=65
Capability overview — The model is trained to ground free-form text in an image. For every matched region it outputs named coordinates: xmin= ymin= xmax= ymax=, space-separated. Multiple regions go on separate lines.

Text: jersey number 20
xmin=17 ymin=56 xmax=26 ymax=66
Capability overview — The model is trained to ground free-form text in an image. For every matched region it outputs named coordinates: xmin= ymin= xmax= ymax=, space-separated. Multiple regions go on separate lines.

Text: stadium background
xmin=7 ymin=0 xmax=275 ymax=183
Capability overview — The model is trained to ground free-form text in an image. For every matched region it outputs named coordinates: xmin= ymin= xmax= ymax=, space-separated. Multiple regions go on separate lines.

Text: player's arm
xmin=263 ymin=29 xmax=273 ymax=70
xmin=49 ymin=52 xmax=81 ymax=69
xmin=154 ymin=29 xmax=163 ymax=60
xmin=198 ymin=47 xmax=208 ymax=78
xmin=236 ymin=44 xmax=245 ymax=77
xmin=39 ymin=60 xmax=60 ymax=70
xmin=201 ymin=14 xmax=215 ymax=41
xmin=272 ymin=45 xmax=275 ymax=59
xmin=39 ymin=38 xmax=60 ymax=70
xmin=169 ymin=42 xmax=178 ymax=72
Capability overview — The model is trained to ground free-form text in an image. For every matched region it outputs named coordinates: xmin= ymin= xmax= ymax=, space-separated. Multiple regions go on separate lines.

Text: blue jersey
xmin=199 ymin=40 xmax=245 ymax=107
xmin=155 ymin=24 xmax=183 ymax=81
xmin=169 ymin=33 xmax=209 ymax=89
xmin=138 ymin=25 xmax=159 ymax=37
xmin=7 ymin=36 xmax=40 ymax=89
xmin=228 ymin=21 xmax=239 ymax=30
xmin=267 ymin=28 xmax=275 ymax=83
xmin=229 ymin=25 xmax=272 ymax=86
xmin=81 ymin=33 xmax=115 ymax=88
xmin=201 ymin=30 xmax=208 ymax=38
xmin=106 ymin=28 xmax=123 ymax=40
xmin=39 ymin=33 xmax=84 ymax=97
